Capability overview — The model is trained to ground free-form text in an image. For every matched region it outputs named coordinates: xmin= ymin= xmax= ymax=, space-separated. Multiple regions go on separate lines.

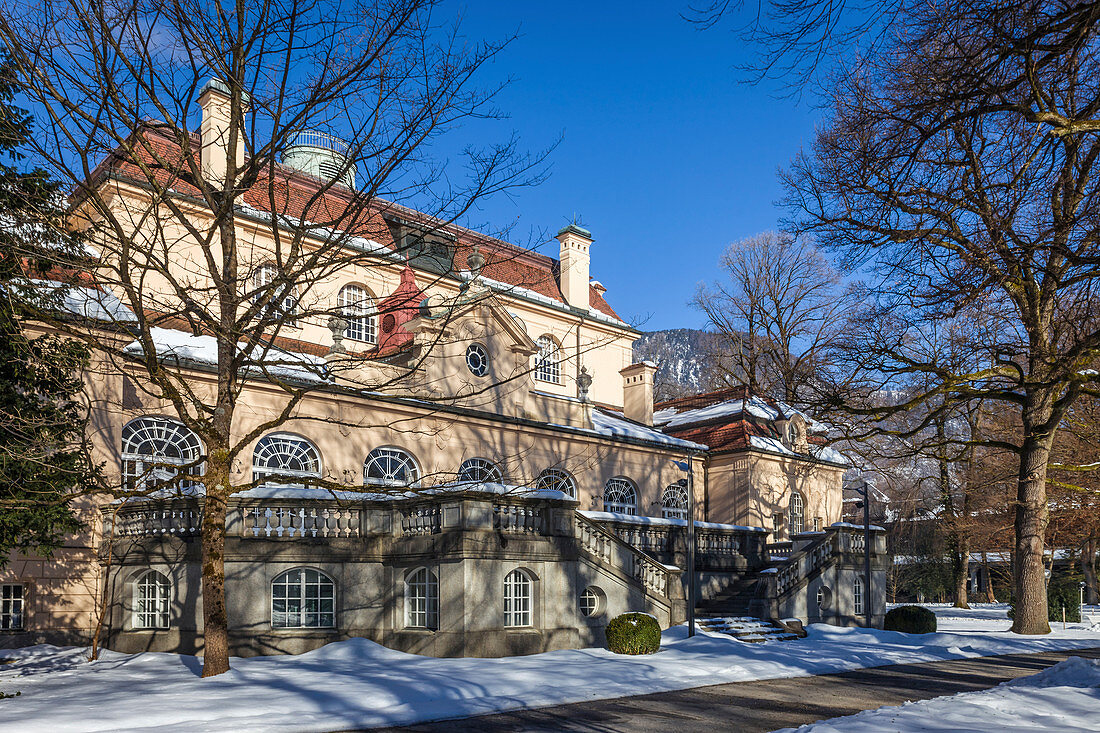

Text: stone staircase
xmin=695 ymin=615 xmax=800 ymax=643
xmin=696 ymin=576 xmax=771 ymax=618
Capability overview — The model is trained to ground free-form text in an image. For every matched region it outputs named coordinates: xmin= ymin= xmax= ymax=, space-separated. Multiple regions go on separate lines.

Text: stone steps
xmin=695 ymin=615 xmax=800 ymax=643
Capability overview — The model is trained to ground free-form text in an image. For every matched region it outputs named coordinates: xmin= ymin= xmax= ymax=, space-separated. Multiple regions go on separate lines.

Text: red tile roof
xmin=87 ymin=126 xmax=624 ymax=322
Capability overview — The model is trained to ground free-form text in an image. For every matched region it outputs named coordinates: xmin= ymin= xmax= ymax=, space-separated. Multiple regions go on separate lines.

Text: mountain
xmin=632 ymin=328 xmax=722 ymax=402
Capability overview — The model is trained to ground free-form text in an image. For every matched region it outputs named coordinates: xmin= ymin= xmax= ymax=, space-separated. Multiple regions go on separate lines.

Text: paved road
xmin=368 ymin=646 xmax=1100 ymax=732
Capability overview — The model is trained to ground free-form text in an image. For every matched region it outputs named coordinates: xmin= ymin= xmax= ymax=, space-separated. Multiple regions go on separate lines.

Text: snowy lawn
xmin=0 ymin=605 xmax=1097 ymax=732
xmin=777 ymin=655 xmax=1100 ymax=732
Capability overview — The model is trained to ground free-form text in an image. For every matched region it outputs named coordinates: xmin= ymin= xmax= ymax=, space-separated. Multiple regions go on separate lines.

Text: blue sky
xmin=448 ymin=2 xmax=820 ymax=331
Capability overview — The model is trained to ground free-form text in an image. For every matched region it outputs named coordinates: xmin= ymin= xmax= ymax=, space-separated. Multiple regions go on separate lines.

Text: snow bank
xmin=1 ymin=607 xmax=1098 ymax=732
xmin=777 ymin=656 xmax=1100 ymax=733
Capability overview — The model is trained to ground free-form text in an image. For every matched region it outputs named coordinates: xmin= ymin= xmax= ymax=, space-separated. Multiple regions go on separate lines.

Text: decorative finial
xmin=578 ymin=365 xmax=593 ymax=402
xmin=327 ymin=316 xmax=348 ymax=355
xmin=468 ymin=244 xmax=485 ymax=280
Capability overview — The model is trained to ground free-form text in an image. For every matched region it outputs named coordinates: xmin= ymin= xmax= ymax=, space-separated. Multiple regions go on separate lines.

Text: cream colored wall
xmin=703 ymin=450 xmax=845 ymax=537
xmin=87 ymin=182 xmax=638 ymax=408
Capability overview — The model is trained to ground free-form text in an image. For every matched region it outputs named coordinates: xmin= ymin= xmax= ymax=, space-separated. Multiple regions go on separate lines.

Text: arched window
xmin=535 ymin=335 xmax=561 ymax=384
xmin=338 ymin=284 xmax=377 ymax=344
xmin=535 ymin=468 xmax=576 ymax=498
xmin=661 ymin=481 xmax=689 ymax=520
xmin=457 ymin=458 xmax=502 ymax=484
xmin=254 ymin=263 xmax=299 ymax=321
xmin=271 ymin=568 xmax=335 ymax=628
xmin=789 ymin=492 xmax=805 ymax=535
xmin=405 ymin=567 xmax=439 ymax=630
xmin=503 ymin=569 xmax=533 ymax=627
xmin=133 ymin=570 xmax=170 ymax=629
xmin=364 ymin=447 xmax=420 ymax=487
xmin=853 ymin=577 xmax=864 ymax=616
xmin=603 ymin=477 xmax=638 ymax=515
xmin=253 ymin=434 xmax=322 ymax=488
xmin=121 ymin=417 xmax=204 ymax=491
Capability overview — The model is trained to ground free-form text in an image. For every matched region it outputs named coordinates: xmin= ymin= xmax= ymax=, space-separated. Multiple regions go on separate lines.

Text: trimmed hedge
xmin=606 ymin=612 xmax=662 ymax=655
xmin=883 ymin=605 xmax=937 ymax=634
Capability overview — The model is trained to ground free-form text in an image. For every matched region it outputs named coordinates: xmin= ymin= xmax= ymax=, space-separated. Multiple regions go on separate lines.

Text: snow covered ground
xmin=777 ymin=655 xmax=1100 ymax=732
xmin=0 ymin=604 xmax=1097 ymax=732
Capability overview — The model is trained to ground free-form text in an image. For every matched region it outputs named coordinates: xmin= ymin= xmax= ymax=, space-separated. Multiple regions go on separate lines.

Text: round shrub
xmin=605 ymin=612 xmax=662 ymax=655
xmin=884 ymin=605 xmax=937 ymax=634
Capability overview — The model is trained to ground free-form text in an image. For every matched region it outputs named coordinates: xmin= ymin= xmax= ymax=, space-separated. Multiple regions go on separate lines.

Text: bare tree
xmin=0 ymin=0 xmax=556 ymax=675
xmin=779 ymin=3 xmax=1100 ymax=633
xmin=693 ymin=231 xmax=852 ymax=405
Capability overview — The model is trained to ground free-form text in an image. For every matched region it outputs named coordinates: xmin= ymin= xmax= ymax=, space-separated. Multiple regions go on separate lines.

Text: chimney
xmin=556 ymin=223 xmax=593 ymax=309
xmin=198 ymin=79 xmax=245 ymax=183
xmin=620 ymin=361 xmax=657 ymax=426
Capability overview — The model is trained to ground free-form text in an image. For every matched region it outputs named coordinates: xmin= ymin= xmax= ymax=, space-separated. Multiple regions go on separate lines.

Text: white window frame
xmin=404 ymin=567 xmax=439 ymax=630
xmin=853 ymin=577 xmax=864 ymax=616
xmin=364 ymin=447 xmax=420 ymax=488
xmin=503 ymin=569 xmax=533 ymax=628
xmin=1 ymin=584 xmax=24 ymax=631
xmin=789 ymin=492 xmax=805 ymax=535
xmin=253 ymin=433 xmax=322 ymax=488
xmin=254 ymin=263 xmax=299 ymax=323
xmin=132 ymin=570 xmax=171 ymax=629
xmin=603 ymin=477 xmax=638 ymax=515
xmin=457 ymin=457 xmax=502 ymax=484
xmin=535 ymin=335 xmax=561 ymax=384
xmin=661 ymin=482 xmax=689 ymax=520
xmin=338 ymin=284 xmax=377 ymax=344
xmin=535 ymin=468 xmax=576 ymax=498
xmin=120 ymin=417 xmax=204 ymax=492
xmin=271 ymin=568 xmax=336 ymax=629
xmin=465 ymin=343 xmax=489 ymax=377
xmin=579 ymin=586 xmax=604 ymax=618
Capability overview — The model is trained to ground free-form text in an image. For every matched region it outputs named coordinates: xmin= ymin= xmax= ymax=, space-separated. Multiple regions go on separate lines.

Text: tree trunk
xmin=1084 ymin=534 xmax=1099 ymax=606
xmin=982 ymin=551 xmax=996 ymax=603
xmin=1011 ymin=424 xmax=1052 ymax=634
xmin=953 ymin=538 xmax=970 ymax=609
xmin=200 ymin=471 xmax=230 ymax=677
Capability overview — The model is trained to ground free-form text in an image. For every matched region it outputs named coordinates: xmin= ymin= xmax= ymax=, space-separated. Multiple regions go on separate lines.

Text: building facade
xmin=0 ymin=82 xmax=886 ymax=656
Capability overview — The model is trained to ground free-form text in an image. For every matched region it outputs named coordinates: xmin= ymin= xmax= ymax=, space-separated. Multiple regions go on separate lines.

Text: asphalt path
xmin=365 ymin=646 xmax=1100 ymax=732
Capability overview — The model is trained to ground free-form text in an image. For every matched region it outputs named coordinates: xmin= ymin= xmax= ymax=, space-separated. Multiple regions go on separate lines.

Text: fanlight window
xmin=661 ymin=482 xmax=689 ymax=520
xmin=121 ymin=417 xmax=204 ymax=491
xmin=457 ymin=458 xmax=502 ymax=484
xmin=254 ymin=263 xmax=299 ymax=321
xmin=253 ymin=434 xmax=322 ymax=487
xmin=789 ymin=492 xmax=805 ymax=535
xmin=503 ymin=569 xmax=533 ymax=627
xmin=338 ymin=284 xmax=377 ymax=344
xmin=535 ymin=468 xmax=576 ymax=498
xmin=535 ymin=335 xmax=561 ymax=384
xmin=272 ymin=568 xmax=335 ymax=628
xmin=405 ymin=567 xmax=439 ymax=630
xmin=603 ymin=477 xmax=638 ymax=515
xmin=133 ymin=570 xmax=170 ymax=629
xmin=364 ymin=447 xmax=420 ymax=488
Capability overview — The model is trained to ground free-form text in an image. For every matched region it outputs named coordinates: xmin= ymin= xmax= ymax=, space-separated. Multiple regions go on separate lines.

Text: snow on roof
xmin=458 ymin=270 xmax=632 ymax=331
xmin=579 ymin=510 xmax=768 ymax=532
xmin=123 ymin=327 xmax=330 ymax=385
xmin=812 ymin=445 xmax=849 ymax=465
xmin=125 ymin=480 xmax=579 ymax=504
xmin=590 ymin=408 xmax=708 ymax=450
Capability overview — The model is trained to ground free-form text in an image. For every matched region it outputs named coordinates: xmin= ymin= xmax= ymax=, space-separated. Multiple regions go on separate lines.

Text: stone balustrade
xmin=774 ymin=524 xmax=887 ymax=597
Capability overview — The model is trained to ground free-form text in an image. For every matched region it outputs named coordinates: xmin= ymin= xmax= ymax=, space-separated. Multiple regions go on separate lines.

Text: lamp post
xmin=672 ymin=458 xmax=696 ymax=637
xmin=854 ymin=478 xmax=873 ymax=628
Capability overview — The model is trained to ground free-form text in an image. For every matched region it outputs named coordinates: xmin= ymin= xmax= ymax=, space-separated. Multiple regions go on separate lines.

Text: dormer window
xmin=338 ymin=284 xmax=377 ymax=344
xmin=254 ymin=263 xmax=298 ymax=323
xmin=783 ymin=415 xmax=808 ymax=452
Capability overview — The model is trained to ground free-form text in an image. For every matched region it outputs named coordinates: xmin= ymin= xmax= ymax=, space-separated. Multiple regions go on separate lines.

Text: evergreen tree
xmin=0 ymin=53 xmax=96 ymax=563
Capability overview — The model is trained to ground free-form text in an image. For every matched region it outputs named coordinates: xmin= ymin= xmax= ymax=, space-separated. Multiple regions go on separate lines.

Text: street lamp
xmin=672 ymin=458 xmax=696 ymax=637
xmin=852 ymin=478 xmax=874 ymax=628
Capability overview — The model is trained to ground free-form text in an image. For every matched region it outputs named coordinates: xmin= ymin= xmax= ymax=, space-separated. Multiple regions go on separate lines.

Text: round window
xmin=381 ymin=313 xmax=396 ymax=333
xmin=817 ymin=585 xmax=832 ymax=611
xmin=579 ymin=586 xmax=605 ymax=617
xmin=465 ymin=343 xmax=489 ymax=377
